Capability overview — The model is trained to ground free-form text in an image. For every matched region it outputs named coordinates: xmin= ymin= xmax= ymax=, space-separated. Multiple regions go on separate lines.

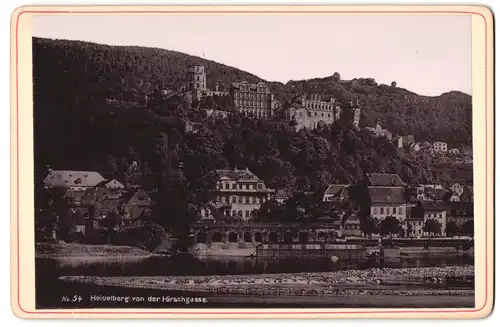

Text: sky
xmin=32 ymin=14 xmax=472 ymax=96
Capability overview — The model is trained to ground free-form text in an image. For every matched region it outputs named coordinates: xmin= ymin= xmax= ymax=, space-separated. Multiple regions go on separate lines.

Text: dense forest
xmin=33 ymin=37 xmax=472 ymax=234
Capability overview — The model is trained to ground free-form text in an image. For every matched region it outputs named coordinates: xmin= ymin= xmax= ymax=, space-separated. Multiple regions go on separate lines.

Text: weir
xmin=255 ymin=243 xmax=366 ymax=260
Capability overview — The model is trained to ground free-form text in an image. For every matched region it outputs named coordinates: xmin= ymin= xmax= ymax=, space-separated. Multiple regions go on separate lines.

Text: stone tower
xmin=188 ymin=65 xmax=207 ymax=91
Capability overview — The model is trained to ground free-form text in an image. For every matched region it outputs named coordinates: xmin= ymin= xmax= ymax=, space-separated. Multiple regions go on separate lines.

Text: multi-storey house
xmin=200 ymin=168 xmax=274 ymax=221
xmin=407 ymin=203 xmax=446 ymax=237
xmin=407 ymin=212 xmax=425 ymax=238
xmin=341 ymin=214 xmax=362 ymax=237
xmin=422 ymin=203 xmax=447 ymax=236
xmin=365 ymin=173 xmax=407 ymax=221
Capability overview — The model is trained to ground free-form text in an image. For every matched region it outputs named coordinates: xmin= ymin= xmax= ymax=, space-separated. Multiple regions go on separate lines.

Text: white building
xmin=433 ymin=141 xmax=448 ymax=153
xmin=200 ymin=168 xmax=273 ymax=221
xmin=422 ymin=205 xmax=447 ymax=236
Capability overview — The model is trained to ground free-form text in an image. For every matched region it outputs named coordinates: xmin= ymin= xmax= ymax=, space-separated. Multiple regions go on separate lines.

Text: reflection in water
xmin=37 ymin=254 xmax=475 ymax=278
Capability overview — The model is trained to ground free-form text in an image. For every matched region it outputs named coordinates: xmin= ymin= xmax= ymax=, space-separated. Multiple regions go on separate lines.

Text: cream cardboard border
xmin=10 ymin=5 xmax=494 ymax=319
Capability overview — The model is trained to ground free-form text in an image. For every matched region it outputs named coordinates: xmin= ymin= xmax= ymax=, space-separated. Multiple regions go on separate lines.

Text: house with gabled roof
xmin=366 ymin=173 xmax=405 ymax=187
xmin=43 ymin=169 xmax=106 ymax=190
xmin=323 ymin=184 xmax=349 ymax=202
xmin=95 ymin=179 xmax=125 ymax=189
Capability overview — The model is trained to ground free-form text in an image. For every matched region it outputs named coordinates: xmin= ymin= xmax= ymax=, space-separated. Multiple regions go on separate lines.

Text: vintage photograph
xmin=31 ymin=13 xmax=475 ymax=309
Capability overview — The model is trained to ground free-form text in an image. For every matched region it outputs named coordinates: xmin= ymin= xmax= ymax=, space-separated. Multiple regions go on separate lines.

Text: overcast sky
xmin=32 ymin=14 xmax=472 ymax=96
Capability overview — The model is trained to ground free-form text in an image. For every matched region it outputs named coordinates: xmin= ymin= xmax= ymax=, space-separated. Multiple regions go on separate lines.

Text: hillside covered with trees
xmin=33 ymin=37 xmax=472 ymax=234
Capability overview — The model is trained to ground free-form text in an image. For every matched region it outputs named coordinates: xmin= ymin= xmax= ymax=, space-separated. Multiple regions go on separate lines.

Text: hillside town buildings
xmin=365 ymin=122 xmax=392 ymax=141
xmin=41 ymin=170 xmax=151 ymax=238
xmin=395 ymin=135 xmax=415 ymax=148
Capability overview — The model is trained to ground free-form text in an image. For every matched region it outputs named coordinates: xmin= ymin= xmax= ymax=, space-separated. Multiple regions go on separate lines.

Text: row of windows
xmin=236 ymin=99 xmax=271 ymax=109
xmin=296 ymin=111 xmax=333 ymax=119
xmin=234 ymin=91 xmax=270 ymax=99
xmin=202 ymin=209 xmax=258 ymax=218
xmin=425 ymin=213 xmax=444 ymax=219
xmin=195 ymin=76 xmax=205 ymax=82
xmin=230 ymin=209 xmax=256 ymax=217
xmin=218 ymin=182 xmax=264 ymax=190
xmin=372 ymin=206 xmax=404 ymax=215
xmin=218 ymin=195 xmax=266 ymax=204
xmin=304 ymin=102 xmax=333 ymax=110
xmin=244 ymin=110 xmax=271 ymax=118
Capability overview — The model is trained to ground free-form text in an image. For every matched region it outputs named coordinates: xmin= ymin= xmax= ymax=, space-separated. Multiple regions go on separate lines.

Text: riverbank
xmin=35 ymin=243 xmax=151 ymax=259
xmin=190 ymin=244 xmax=474 ymax=258
xmin=60 ymin=265 xmax=474 ymax=297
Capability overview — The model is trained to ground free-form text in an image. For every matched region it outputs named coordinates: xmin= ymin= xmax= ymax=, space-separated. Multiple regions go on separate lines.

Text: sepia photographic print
xmin=11 ymin=5 xmax=494 ymax=319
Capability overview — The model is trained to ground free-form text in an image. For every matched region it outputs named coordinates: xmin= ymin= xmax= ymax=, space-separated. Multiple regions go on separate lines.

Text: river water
xmin=35 ymin=254 xmax=474 ymax=309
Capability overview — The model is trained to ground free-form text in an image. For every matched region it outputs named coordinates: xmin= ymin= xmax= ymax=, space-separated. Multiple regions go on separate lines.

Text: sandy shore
xmin=60 ymin=265 xmax=474 ymax=297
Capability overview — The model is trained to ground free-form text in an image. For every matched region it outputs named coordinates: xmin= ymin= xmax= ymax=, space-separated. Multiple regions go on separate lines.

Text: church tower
xmin=188 ymin=65 xmax=207 ymax=91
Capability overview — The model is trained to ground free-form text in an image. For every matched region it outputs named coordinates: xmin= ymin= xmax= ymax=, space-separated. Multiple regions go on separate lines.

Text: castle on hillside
xmin=284 ymin=94 xmax=361 ymax=131
xmin=229 ymin=81 xmax=281 ymax=118
xmin=187 ymin=65 xmax=228 ymax=100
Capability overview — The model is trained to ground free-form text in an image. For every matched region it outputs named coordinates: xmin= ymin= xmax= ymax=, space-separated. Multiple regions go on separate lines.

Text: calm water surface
xmin=35 ymin=254 xmax=474 ymax=309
